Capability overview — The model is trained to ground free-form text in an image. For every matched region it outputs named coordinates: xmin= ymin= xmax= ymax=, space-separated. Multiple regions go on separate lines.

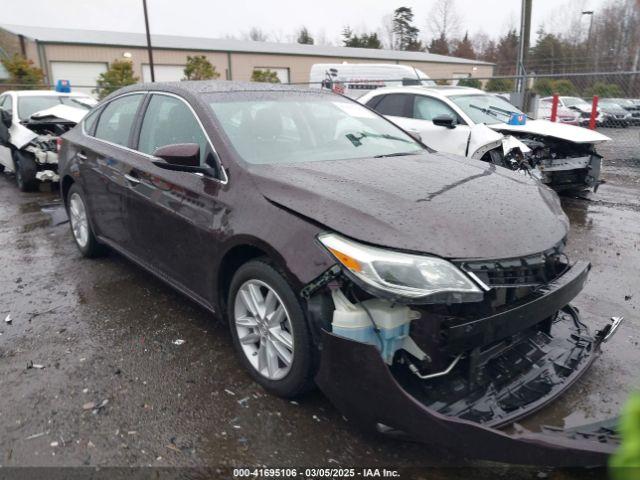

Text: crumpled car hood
xmin=29 ymin=104 xmax=88 ymax=124
xmin=251 ymin=152 xmax=569 ymax=260
xmin=489 ymin=119 xmax=610 ymax=144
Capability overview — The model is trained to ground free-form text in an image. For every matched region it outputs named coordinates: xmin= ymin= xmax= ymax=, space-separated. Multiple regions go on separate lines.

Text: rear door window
xmin=94 ymin=94 xmax=144 ymax=147
xmin=137 ymin=94 xmax=208 ymax=163
xmin=372 ymin=94 xmax=411 ymax=117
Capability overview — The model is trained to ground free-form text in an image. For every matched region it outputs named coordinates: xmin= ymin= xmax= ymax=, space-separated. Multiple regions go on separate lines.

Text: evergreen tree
xmin=297 ymin=27 xmax=314 ymax=45
xmin=342 ymin=27 xmax=382 ymax=49
xmin=428 ymin=34 xmax=450 ymax=55
xmin=1 ymin=54 xmax=44 ymax=88
xmin=95 ymin=60 xmax=139 ymax=99
xmin=251 ymin=69 xmax=280 ymax=83
xmin=494 ymin=29 xmax=519 ymax=75
xmin=183 ymin=55 xmax=220 ymax=80
xmin=452 ymin=32 xmax=475 ymax=59
xmin=458 ymin=77 xmax=482 ymax=88
xmin=392 ymin=7 xmax=421 ymax=51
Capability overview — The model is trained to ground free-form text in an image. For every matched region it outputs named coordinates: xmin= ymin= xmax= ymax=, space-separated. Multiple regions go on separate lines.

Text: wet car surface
xmin=0 ymin=157 xmax=638 ymax=475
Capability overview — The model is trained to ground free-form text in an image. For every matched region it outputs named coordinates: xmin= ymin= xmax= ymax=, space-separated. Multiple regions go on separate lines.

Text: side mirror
xmin=154 ymin=143 xmax=200 ymax=167
xmin=151 ymin=143 xmax=217 ymax=177
xmin=0 ymin=109 xmax=12 ymax=128
xmin=432 ymin=114 xmax=456 ymax=129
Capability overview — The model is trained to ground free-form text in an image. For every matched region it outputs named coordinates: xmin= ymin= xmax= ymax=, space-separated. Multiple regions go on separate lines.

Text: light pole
xmin=515 ymin=0 xmax=532 ymax=103
xmin=142 ymin=0 xmax=155 ymax=82
xmin=582 ymin=11 xmax=594 ymax=70
xmin=582 ymin=10 xmax=594 ymax=44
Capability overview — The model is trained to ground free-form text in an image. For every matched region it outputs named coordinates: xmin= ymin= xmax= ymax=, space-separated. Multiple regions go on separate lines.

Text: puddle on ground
xmin=41 ymin=204 xmax=68 ymax=226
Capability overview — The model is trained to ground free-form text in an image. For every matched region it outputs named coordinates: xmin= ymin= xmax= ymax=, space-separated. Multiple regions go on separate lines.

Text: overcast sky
xmin=4 ymin=0 xmax=608 ymax=45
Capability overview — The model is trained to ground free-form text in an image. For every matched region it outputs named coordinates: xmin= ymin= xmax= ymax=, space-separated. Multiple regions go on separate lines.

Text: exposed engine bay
xmin=484 ymin=131 xmax=604 ymax=193
xmin=14 ymin=118 xmax=78 ymax=182
xmin=0 ymin=101 xmax=91 ymax=187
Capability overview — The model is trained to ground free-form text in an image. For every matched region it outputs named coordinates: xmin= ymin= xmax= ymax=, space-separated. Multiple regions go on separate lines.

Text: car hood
xmin=29 ymin=104 xmax=88 ymax=124
xmin=489 ymin=119 xmax=610 ymax=144
xmin=600 ymin=106 xmax=628 ymax=114
xmin=250 ymin=153 xmax=569 ymax=260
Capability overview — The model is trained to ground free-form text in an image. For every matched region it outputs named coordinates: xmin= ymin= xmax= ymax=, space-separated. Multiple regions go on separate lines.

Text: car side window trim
xmin=82 ymin=91 xmax=228 ymax=185
xmin=83 ymin=105 xmax=105 ymax=137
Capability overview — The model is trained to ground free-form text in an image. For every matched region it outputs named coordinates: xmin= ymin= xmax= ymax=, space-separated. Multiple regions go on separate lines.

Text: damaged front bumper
xmin=535 ymin=154 xmax=603 ymax=192
xmin=316 ymin=327 xmax=616 ymax=467
xmin=24 ymin=136 xmax=60 ymax=183
xmin=312 ymin=261 xmax=623 ymax=466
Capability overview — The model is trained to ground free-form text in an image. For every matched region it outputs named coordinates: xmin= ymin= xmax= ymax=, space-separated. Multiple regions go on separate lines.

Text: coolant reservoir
xmin=331 ymin=289 xmax=419 ymax=364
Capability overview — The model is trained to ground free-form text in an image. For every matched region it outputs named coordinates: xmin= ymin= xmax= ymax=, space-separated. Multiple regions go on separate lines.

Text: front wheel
xmin=66 ymin=183 xmax=105 ymax=258
xmin=227 ymin=259 xmax=315 ymax=398
xmin=13 ymin=151 xmax=38 ymax=192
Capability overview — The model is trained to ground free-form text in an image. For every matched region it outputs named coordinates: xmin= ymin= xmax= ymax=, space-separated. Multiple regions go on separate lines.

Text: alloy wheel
xmin=69 ymin=192 xmax=89 ymax=248
xmin=233 ymin=279 xmax=295 ymax=380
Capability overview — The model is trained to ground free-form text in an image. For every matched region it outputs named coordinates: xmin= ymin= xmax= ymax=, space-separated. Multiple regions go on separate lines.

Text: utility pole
xmin=142 ymin=0 xmax=155 ymax=82
xmin=515 ymin=0 xmax=532 ymax=106
xmin=582 ymin=11 xmax=594 ymax=71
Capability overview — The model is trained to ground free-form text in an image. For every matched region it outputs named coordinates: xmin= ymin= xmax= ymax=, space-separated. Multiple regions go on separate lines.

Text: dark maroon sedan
xmin=58 ymin=81 xmax=622 ymax=466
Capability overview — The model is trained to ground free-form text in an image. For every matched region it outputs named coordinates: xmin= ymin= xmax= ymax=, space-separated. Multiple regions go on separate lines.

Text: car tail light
xmin=56 ymin=137 xmax=62 ymax=153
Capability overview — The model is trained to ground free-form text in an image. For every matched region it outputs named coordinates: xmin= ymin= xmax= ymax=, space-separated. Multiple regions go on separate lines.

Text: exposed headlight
xmin=318 ymin=233 xmax=483 ymax=303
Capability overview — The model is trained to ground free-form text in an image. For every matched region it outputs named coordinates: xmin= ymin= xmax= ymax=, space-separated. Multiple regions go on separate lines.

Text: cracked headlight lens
xmin=318 ymin=233 xmax=482 ymax=302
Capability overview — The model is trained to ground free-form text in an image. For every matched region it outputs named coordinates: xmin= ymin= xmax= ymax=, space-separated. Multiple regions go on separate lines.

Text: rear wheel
xmin=66 ymin=183 xmax=105 ymax=258
xmin=227 ymin=259 xmax=315 ymax=398
xmin=13 ymin=151 xmax=38 ymax=192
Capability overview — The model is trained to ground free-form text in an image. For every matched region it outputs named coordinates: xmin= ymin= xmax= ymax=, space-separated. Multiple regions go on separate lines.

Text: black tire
xmin=65 ymin=183 xmax=105 ymax=258
xmin=13 ymin=150 xmax=38 ymax=192
xmin=227 ymin=259 xmax=315 ymax=398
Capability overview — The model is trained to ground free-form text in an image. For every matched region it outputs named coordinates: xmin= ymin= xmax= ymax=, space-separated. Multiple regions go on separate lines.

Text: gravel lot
xmin=0 ymin=138 xmax=638 ymax=477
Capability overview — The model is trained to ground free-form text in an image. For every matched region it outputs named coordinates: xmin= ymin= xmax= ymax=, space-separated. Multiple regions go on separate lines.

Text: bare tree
xmin=380 ymin=14 xmax=396 ymax=49
xmin=314 ymin=29 xmax=333 ymax=46
xmin=245 ymin=27 xmax=268 ymax=42
xmin=427 ymin=0 xmax=461 ymax=40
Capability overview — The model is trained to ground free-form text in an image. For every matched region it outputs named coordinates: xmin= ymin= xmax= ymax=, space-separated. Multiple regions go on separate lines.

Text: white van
xmin=309 ymin=63 xmax=436 ymax=98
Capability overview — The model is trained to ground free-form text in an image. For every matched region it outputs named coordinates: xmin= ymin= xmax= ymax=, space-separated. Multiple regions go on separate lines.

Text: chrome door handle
xmin=124 ymin=173 xmax=141 ymax=185
xmin=77 ymin=152 xmax=87 ymax=160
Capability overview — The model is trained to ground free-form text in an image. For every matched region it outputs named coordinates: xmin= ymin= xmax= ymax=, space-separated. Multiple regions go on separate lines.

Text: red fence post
xmin=550 ymin=94 xmax=559 ymax=122
xmin=589 ymin=95 xmax=599 ymax=130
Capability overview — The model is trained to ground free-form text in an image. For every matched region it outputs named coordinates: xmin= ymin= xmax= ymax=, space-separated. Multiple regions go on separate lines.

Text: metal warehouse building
xmin=0 ymin=24 xmax=493 ymax=93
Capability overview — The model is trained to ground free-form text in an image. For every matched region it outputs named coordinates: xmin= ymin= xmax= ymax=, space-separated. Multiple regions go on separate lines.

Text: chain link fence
xmin=2 ymin=70 xmax=638 ymax=188
xmin=288 ymin=70 xmax=640 ymax=190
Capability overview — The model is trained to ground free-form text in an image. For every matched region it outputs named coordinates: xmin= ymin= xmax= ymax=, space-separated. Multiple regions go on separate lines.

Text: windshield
xmin=207 ymin=92 xmax=425 ymax=165
xmin=18 ymin=95 xmax=93 ymax=121
xmin=449 ymin=94 xmax=524 ymax=125
xmin=562 ymin=97 xmax=588 ymax=107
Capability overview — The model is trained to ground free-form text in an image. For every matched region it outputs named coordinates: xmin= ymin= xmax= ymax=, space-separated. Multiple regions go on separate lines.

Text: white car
xmin=359 ymin=86 xmax=610 ymax=192
xmin=536 ymin=98 xmax=580 ymax=125
xmin=539 ymin=96 xmax=603 ymax=127
xmin=0 ymin=90 xmax=96 ymax=191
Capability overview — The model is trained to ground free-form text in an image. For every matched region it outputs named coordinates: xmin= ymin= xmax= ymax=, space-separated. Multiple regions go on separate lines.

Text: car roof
xmin=3 ymin=90 xmax=92 ymax=97
xmin=117 ymin=80 xmax=318 ymax=95
xmin=362 ymin=85 xmax=485 ymax=99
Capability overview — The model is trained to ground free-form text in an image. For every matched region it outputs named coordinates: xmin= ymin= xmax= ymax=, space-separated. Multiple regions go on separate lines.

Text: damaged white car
xmin=0 ymin=90 xmax=96 ymax=191
xmin=360 ymin=86 xmax=610 ymax=193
